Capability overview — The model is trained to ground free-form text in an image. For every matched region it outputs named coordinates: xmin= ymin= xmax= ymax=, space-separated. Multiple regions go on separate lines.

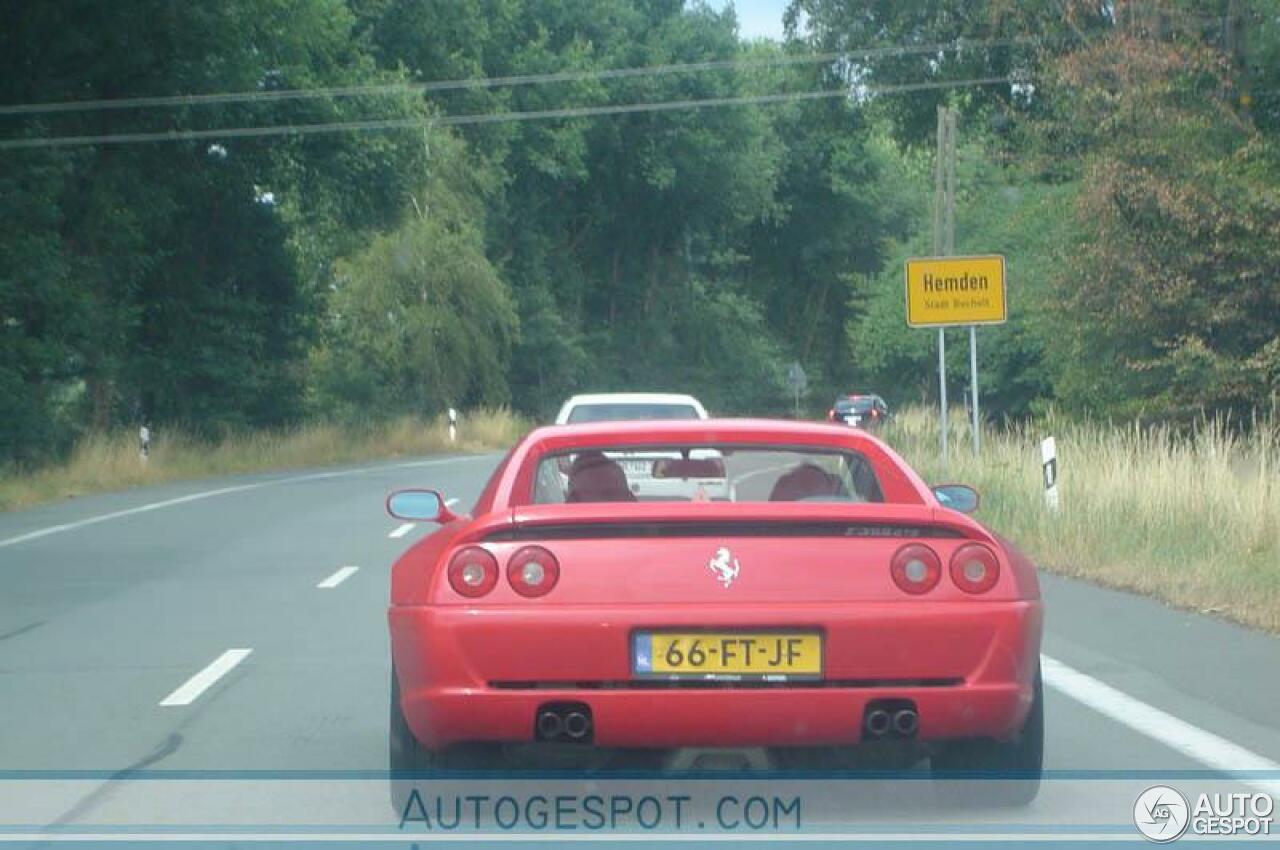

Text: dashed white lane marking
xmin=446 ymin=498 xmax=460 ymax=507
xmin=0 ymin=455 xmax=492 ymax=550
xmin=1042 ymin=654 xmax=1280 ymax=796
xmin=159 ymin=649 xmax=253 ymax=707
xmin=316 ymin=565 xmax=359 ymax=589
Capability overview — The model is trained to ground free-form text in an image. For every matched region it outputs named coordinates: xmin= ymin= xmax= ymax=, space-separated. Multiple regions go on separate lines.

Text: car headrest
xmin=566 ymin=455 xmax=637 ymax=503
xmin=769 ymin=463 xmax=838 ymax=501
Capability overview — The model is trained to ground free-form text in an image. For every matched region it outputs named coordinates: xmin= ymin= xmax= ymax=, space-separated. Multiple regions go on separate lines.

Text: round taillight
xmin=507 ymin=546 xmax=560 ymax=598
xmin=890 ymin=543 xmax=942 ymax=594
xmin=950 ymin=544 xmax=1000 ymax=594
xmin=447 ymin=546 xmax=499 ymax=598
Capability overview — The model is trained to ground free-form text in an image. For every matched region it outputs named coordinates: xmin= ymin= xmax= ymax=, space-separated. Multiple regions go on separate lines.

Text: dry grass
xmin=884 ymin=406 xmax=1280 ymax=633
xmin=0 ymin=409 xmax=528 ymax=512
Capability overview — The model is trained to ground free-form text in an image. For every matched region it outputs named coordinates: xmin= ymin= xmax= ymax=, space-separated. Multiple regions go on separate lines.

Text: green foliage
xmin=310 ymin=131 xmax=517 ymax=419
xmin=6 ymin=0 xmax=1280 ymax=472
xmin=0 ymin=0 xmax=430 ymax=447
xmin=1030 ymin=22 xmax=1280 ymax=420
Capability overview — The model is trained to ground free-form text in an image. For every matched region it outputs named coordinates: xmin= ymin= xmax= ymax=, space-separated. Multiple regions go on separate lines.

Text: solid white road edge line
xmin=159 ymin=649 xmax=253 ymax=707
xmin=1041 ymin=654 xmax=1280 ymax=796
xmin=0 ymin=455 xmax=490 ymax=550
xmin=316 ymin=565 xmax=359 ymax=589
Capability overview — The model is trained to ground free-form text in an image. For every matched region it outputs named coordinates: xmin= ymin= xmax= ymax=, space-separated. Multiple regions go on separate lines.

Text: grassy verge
xmin=885 ymin=406 xmax=1280 ymax=633
xmin=0 ymin=409 xmax=527 ymax=512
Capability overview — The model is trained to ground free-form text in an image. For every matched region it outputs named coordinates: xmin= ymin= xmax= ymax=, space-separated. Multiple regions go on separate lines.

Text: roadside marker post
xmin=786 ymin=362 xmax=807 ymax=419
xmin=448 ymin=407 xmax=457 ymax=443
xmin=1041 ymin=436 xmax=1060 ymax=512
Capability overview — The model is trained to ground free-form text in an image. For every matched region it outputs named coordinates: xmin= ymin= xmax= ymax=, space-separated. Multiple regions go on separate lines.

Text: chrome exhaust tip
xmin=564 ymin=711 xmax=591 ymax=740
xmin=892 ymin=709 xmax=919 ymax=737
xmin=865 ymin=708 xmax=892 ymax=737
xmin=536 ymin=710 xmax=564 ymax=740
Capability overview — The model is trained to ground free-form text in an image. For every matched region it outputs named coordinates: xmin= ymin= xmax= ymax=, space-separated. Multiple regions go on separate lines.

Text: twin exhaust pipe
xmin=537 ymin=701 xmax=914 ymax=744
xmin=536 ymin=704 xmax=592 ymax=742
xmin=863 ymin=704 xmax=918 ymax=739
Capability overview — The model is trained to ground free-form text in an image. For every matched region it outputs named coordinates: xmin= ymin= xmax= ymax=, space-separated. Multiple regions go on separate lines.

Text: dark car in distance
xmin=828 ymin=395 xmax=889 ymax=429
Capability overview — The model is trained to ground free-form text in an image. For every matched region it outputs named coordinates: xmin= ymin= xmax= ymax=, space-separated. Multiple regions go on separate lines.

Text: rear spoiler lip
xmin=459 ymin=503 xmax=997 ymax=546
xmin=483 ymin=521 xmax=968 ymax=542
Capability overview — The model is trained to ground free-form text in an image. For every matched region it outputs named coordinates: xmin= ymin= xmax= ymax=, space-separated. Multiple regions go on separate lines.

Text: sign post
xmin=937 ymin=329 xmax=947 ymax=460
xmin=904 ymin=254 xmax=1007 ymax=458
xmin=969 ymin=325 xmax=980 ymax=455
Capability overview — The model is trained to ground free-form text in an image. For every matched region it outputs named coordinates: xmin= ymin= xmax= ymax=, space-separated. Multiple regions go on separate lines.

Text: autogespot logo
xmin=1134 ymin=786 xmax=1190 ymax=842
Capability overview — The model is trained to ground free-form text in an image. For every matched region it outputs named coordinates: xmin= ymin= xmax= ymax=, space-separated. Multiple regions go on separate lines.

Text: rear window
xmin=835 ymin=398 xmax=875 ymax=413
xmin=566 ymin=403 xmax=700 ymax=423
xmin=532 ymin=446 xmax=883 ymax=505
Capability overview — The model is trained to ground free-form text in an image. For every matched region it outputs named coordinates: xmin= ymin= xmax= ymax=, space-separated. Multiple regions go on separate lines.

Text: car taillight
xmin=890 ymin=543 xmax=941 ymax=594
xmin=447 ymin=546 xmax=499 ymax=598
xmin=949 ymin=544 xmax=1000 ymax=593
xmin=507 ymin=545 xmax=560 ymax=597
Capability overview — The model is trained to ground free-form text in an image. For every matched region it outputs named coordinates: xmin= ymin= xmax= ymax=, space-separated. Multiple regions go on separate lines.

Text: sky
xmin=705 ymin=0 xmax=791 ymax=41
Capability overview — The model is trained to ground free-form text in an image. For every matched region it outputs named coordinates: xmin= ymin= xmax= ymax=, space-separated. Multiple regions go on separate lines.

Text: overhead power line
xmin=0 ymin=37 xmax=1043 ymax=117
xmin=0 ymin=77 xmax=1016 ymax=151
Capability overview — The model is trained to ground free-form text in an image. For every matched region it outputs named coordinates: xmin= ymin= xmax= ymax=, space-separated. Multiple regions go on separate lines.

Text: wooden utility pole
xmin=932 ymin=105 xmax=957 ymax=465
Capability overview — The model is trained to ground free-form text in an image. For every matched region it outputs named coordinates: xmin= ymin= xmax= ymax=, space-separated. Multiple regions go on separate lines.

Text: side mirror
xmin=933 ymin=484 xmax=979 ymax=514
xmin=387 ymin=489 xmax=457 ymax=523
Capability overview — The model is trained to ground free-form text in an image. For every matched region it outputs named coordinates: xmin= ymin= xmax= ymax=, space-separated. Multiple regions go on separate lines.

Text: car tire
xmin=390 ymin=667 xmax=436 ymax=817
xmin=931 ymin=665 xmax=1043 ymax=807
xmin=389 ymin=667 xmax=438 ymax=773
xmin=390 ymin=667 xmax=509 ymax=771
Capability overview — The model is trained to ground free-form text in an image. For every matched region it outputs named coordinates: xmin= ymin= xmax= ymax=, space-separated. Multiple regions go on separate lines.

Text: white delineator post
xmin=1041 ymin=436 xmax=1059 ymax=512
xmin=448 ymin=408 xmax=458 ymax=443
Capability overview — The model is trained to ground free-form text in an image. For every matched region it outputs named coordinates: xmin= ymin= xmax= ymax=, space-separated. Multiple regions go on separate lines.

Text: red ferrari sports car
xmin=387 ymin=419 xmax=1043 ymax=796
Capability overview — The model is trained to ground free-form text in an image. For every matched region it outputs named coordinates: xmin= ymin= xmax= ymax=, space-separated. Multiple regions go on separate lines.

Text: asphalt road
xmin=2 ymin=451 xmax=1279 ymax=838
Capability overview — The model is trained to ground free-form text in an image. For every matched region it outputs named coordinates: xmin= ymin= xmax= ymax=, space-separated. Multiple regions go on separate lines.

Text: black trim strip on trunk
xmin=488 ymin=677 xmax=964 ymax=690
xmin=485 ymin=521 xmax=963 ymax=541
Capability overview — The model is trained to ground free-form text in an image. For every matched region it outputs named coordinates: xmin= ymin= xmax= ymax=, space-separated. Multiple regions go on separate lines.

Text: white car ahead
xmin=551 ymin=393 xmax=724 ymax=501
xmin=553 ymin=392 xmax=708 ymax=424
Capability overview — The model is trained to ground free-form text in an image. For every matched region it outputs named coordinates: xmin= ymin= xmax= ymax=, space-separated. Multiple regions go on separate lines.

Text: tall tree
xmin=0 ymin=0 xmax=429 ymax=451
xmin=1032 ymin=6 xmax=1280 ymax=418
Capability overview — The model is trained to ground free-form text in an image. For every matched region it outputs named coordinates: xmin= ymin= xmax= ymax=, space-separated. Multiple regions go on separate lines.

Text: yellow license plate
xmin=633 ymin=632 xmax=822 ymax=679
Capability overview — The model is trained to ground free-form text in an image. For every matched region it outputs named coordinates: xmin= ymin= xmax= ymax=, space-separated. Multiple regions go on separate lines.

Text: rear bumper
xmin=389 ymin=601 xmax=1041 ymax=750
